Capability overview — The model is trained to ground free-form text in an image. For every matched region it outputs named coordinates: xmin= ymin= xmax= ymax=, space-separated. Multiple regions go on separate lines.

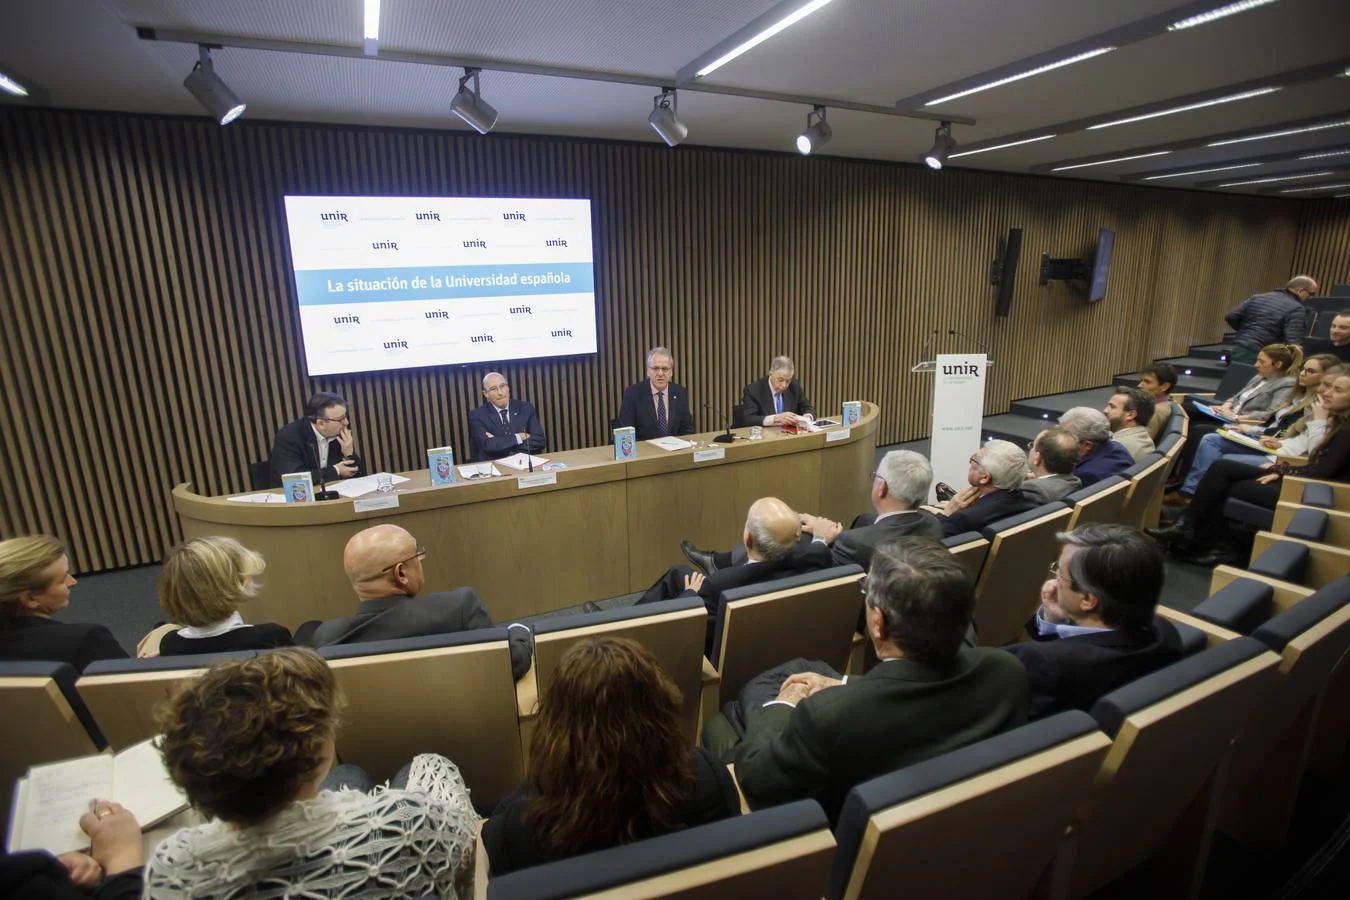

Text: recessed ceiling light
xmin=1298 ymin=148 xmax=1350 ymax=160
xmin=924 ymin=47 xmax=1116 ymax=106
xmin=1052 ymin=151 xmax=1172 ymax=172
xmin=947 ymin=134 xmax=1057 ymax=159
xmin=363 ymin=0 xmax=380 ymax=55
xmin=1218 ymin=171 xmax=1334 ymax=187
xmin=1279 ymin=182 xmax=1350 ymax=193
xmin=1087 ymin=87 xmax=1279 ymax=130
xmin=0 ymin=71 xmax=28 ymax=96
xmin=1209 ymin=118 xmax=1350 ymax=147
xmin=1143 ymin=163 xmax=1262 ymax=180
xmin=693 ymin=0 xmax=837 ymax=79
xmin=1168 ymin=0 xmax=1281 ymax=31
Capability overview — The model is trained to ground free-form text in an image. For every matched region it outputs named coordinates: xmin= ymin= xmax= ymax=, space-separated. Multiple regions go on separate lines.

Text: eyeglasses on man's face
xmin=485 ymin=382 xmax=509 ymax=393
xmin=320 ymin=414 xmax=350 ymax=425
xmin=382 ymin=545 xmax=427 ymax=573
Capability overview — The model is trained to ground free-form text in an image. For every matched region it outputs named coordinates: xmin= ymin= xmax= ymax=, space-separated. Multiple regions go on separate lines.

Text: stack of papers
xmin=227 ymin=492 xmax=286 ymax=503
xmin=458 ymin=463 xmax=502 ymax=479
xmin=332 ymin=473 xmax=411 ymax=498
xmin=648 ymin=437 xmax=695 ymax=451
xmin=1218 ymin=429 xmax=1275 ymax=454
xmin=497 ymin=453 xmax=550 ymax=470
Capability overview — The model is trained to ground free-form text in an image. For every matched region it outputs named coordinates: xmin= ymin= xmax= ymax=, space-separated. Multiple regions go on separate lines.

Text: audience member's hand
xmin=338 ymin=427 xmax=355 ymax=457
xmin=1313 ymin=400 xmax=1329 ymax=421
xmin=484 ymin=431 xmax=495 ymax=439
xmin=683 ymin=572 xmax=706 ymax=593
xmin=58 ymin=851 xmax=103 ymax=889
xmin=780 ymin=412 xmax=799 ymax=426
xmin=1259 ymin=437 xmax=1282 ymax=449
xmin=1039 ymin=579 xmax=1070 ymax=624
xmin=515 ymin=432 xmax=529 ymax=444
xmin=774 ymin=680 xmax=814 ymax=706
xmin=799 ymin=512 xmax=820 ymax=534
xmin=334 ymin=459 xmax=359 ymax=479
xmin=1256 ymin=472 xmax=1282 ymax=485
xmin=79 ymin=800 xmax=143 ymax=877
xmin=782 ymin=671 xmax=844 ymax=698
xmin=815 ymin=518 xmax=844 ymax=543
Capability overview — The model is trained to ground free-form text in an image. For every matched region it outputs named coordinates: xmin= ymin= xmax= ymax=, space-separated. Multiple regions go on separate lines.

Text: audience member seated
xmin=639 ymin=498 xmax=832 ymax=653
xmin=305 ymin=524 xmax=531 ymax=679
xmin=1059 ymin=407 xmax=1135 ymax=487
xmin=1105 ymin=386 xmax=1156 ymax=462
xmin=483 ymin=637 xmax=739 ymax=875
xmin=709 ymin=538 xmax=1027 ymax=820
xmin=681 ymin=450 xmax=942 ymax=576
xmin=1020 ymin=427 xmax=1083 ymax=504
xmin=1303 ymin=308 xmax=1350 ymax=363
xmin=740 ymin=355 xmax=816 ymax=427
xmin=1003 ymin=525 xmax=1183 ymax=719
xmin=145 ymin=648 xmax=477 ymax=898
xmin=0 ymin=801 xmax=144 ymax=899
xmin=1139 ymin=363 xmax=1178 ymax=441
xmin=1149 ymin=370 xmax=1350 ymax=566
xmin=930 ymin=440 xmax=1036 ymax=536
xmin=153 ymin=537 xmax=292 ymax=656
xmin=0 ymin=535 xmax=127 ymax=671
xmin=1170 ymin=356 xmax=1340 ymax=504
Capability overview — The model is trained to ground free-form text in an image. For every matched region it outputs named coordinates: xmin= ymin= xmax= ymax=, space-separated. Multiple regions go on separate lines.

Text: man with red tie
xmin=617 ymin=346 xmax=695 ymax=440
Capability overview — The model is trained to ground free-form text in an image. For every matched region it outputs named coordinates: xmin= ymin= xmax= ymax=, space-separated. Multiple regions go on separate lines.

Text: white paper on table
xmin=647 ymin=437 xmax=695 ymax=451
xmin=496 ymin=453 xmax=550 ymax=470
xmin=226 ymin=492 xmax=286 ymax=503
xmin=457 ymin=463 xmax=502 ymax=479
xmin=331 ymin=473 xmax=411 ymax=498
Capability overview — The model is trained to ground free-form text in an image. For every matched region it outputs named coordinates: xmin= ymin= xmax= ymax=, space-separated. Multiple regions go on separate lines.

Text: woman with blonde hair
xmin=155 ymin=536 xmax=292 ymax=655
xmin=0 ymin=535 xmax=127 ymax=670
xmin=483 ymin=636 xmax=739 ymax=874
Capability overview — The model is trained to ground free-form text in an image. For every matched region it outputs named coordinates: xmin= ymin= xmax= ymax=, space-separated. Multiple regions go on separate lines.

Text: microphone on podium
xmin=702 ymin=402 xmax=737 ymax=444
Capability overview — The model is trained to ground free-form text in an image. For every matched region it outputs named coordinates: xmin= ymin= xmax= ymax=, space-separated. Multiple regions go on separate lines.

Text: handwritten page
xmin=12 ymin=753 xmax=114 ymax=854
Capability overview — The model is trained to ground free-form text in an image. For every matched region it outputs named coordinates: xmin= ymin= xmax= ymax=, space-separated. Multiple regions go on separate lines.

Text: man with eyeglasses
xmin=304 ymin=524 xmax=531 ymax=679
xmin=468 ymin=372 xmax=547 ymax=461
xmin=1223 ymin=275 xmax=1318 ymax=365
xmin=617 ymin=346 xmax=695 ymax=440
xmin=1003 ymin=524 xmax=1183 ymax=719
xmin=269 ymin=391 xmax=365 ymax=487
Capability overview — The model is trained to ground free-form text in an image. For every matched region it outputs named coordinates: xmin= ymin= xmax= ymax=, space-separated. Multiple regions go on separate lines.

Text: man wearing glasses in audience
xmin=618 ymin=346 xmax=695 ymax=440
xmin=468 ymin=372 xmax=547 ymax=461
xmin=269 ymin=391 xmax=365 ymax=487
xmin=303 ymin=524 xmax=531 ymax=679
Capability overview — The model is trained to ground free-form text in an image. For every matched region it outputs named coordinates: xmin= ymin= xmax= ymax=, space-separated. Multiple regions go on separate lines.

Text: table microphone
xmin=702 ymin=402 xmax=737 ymax=443
xmin=315 ymin=469 xmax=340 ymax=502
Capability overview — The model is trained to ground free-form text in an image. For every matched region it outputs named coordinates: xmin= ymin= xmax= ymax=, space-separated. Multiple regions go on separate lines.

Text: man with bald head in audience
xmin=468 ymin=371 xmax=547 ymax=461
xmin=637 ymin=497 xmax=833 ymax=653
xmin=1020 ymin=427 xmax=1083 ymax=504
xmin=306 ymin=524 xmax=532 ymax=678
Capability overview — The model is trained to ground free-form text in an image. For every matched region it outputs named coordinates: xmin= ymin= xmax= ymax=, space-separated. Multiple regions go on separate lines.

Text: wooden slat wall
xmin=1291 ymin=198 xmax=1350 ymax=289
xmin=0 ymin=108 xmax=1303 ymax=572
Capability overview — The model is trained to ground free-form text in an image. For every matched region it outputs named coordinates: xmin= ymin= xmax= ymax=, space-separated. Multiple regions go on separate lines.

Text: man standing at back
xmin=1224 ymin=276 xmax=1318 ymax=365
xmin=468 ymin=372 xmax=546 ymax=461
xmin=740 ymin=356 xmax=815 ymax=427
xmin=618 ymin=346 xmax=695 ymax=440
xmin=269 ymin=392 xmax=364 ymax=488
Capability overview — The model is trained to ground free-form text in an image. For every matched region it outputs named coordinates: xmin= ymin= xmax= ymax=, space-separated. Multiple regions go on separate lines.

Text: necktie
xmin=499 ymin=408 xmax=509 ymax=428
xmin=774 ymin=392 xmax=783 ymax=416
xmin=657 ymin=392 xmax=668 ymax=435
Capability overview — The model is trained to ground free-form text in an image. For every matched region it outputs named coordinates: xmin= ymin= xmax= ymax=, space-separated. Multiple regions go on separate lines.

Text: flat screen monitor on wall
xmin=282 ymin=195 xmax=597 ymax=376
xmin=1087 ymin=227 xmax=1114 ymax=303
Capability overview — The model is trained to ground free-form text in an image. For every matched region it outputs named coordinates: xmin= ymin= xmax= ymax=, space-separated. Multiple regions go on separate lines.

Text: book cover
xmin=281 ymin=472 xmax=315 ymax=504
xmin=428 ymin=446 xmax=456 ymax=485
xmin=613 ymin=426 xmax=637 ymax=460
xmin=841 ymin=401 xmax=862 ymax=426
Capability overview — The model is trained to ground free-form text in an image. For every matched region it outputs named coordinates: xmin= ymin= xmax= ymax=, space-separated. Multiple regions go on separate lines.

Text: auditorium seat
xmin=1274 ymin=501 xmax=1348 ymax=546
xmin=702 ymin=566 xmax=864 ymax=720
xmin=0 ymin=661 xmax=105 ymax=828
xmin=1119 ymin=452 xmax=1171 ymax=531
xmin=942 ymin=532 xmax=990 ymax=580
xmin=1280 ymin=475 xmax=1348 ymax=513
xmin=1248 ymin=533 xmax=1350 ymax=589
xmin=249 ymin=459 xmax=276 ymax=491
xmin=1155 ymin=607 xmax=1243 ymax=652
xmin=973 ymin=502 xmax=1074 ymax=647
xmin=1223 ymin=496 xmax=1275 ymax=533
xmin=1062 ymin=476 xmax=1131 ymax=530
xmin=319 ymin=627 xmax=523 ymax=813
xmin=77 ymin=651 xmax=260 ymax=749
xmin=518 ymin=596 xmax=706 ymax=752
xmin=827 ymin=711 xmax=1111 ymax=900
xmin=1053 ymin=638 xmax=1281 ymax=899
xmin=483 ymin=799 xmax=835 ymax=900
xmin=1188 ymin=577 xmax=1276 ymax=636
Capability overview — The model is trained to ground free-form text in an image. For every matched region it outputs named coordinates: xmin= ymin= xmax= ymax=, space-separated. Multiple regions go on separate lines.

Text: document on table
xmin=458 ymin=462 xmax=503 ymax=479
xmin=806 ymin=418 xmax=840 ymax=431
xmin=496 ymin=453 xmax=550 ymax=470
xmin=647 ymin=437 xmax=695 ymax=451
xmin=332 ymin=473 xmax=411 ymax=498
xmin=227 ymin=491 xmax=286 ymax=503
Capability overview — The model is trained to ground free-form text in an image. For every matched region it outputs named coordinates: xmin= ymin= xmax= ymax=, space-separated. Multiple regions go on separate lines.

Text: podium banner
xmin=929 ymin=353 xmax=988 ymax=504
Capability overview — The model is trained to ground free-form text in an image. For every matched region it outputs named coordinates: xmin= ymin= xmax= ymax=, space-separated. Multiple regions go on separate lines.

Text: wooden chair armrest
xmin=700 ymin=657 xmax=722 ymax=732
xmin=726 ymin=763 xmax=751 ymax=815
xmin=1209 ymin=565 xmax=1315 ymax=613
xmin=473 ymin=818 xmax=489 ymax=900
xmin=1156 ymin=606 xmax=1242 ymax=648
xmin=514 ymin=658 xmax=538 ymax=719
xmin=701 ymin=656 xmax=721 ymax=685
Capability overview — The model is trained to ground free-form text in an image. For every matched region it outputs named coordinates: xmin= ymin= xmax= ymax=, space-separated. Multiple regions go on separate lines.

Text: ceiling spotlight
xmin=183 ymin=46 xmax=246 ymax=126
xmin=449 ymin=68 xmax=499 ymax=135
xmin=796 ymin=105 xmax=831 ymax=155
xmin=923 ymin=121 xmax=955 ymax=170
xmin=648 ymin=89 xmax=688 ymax=147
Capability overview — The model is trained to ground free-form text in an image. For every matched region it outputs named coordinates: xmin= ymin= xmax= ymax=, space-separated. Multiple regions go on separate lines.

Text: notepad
xmin=1192 ymin=403 xmax=1235 ymax=424
xmin=458 ymin=463 xmax=502 ymax=479
xmin=647 ymin=437 xmax=695 ymax=451
xmin=332 ymin=473 xmax=411 ymax=498
xmin=7 ymin=738 xmax=188 ymax=855
xmin=496 ymin=453 xmax=550 ymax=470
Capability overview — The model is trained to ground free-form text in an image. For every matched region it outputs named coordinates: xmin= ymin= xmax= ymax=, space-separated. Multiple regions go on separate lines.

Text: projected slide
xmin=283 ymin=195 xmax=596 ymax=376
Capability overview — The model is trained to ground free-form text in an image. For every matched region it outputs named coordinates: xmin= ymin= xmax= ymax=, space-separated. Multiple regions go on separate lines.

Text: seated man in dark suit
xmin=467 ymin=372 xmax=546 ymax=461
xmin=637 ymin=497 xmax=833 ymax=654
xmin=268 ymin=392 xmax=366 ymax=488
xmin=617 ymin=346 xmax=695 ymax=440
xmin=740 ymin=356 xmax=815 ymax=427
xmin=681 ymin=450 xmax=942 ymax=575
xmin=1302 ymin=309 xmax=1350 ymax=363
xmin=1004 ymin=524 xmax=1184 ymax=718
xmin=1020 ymin=427 xmax=1083 ymax=504
xmin=930 ymin=440 xmax=1037 ymax=536
xmin=721 ymin=537 xmax=1029 ymax=820
xmin=306 ymin=524 xmax=531 ymax=679
xmin=1059 ymin=407 xmax=1134 ymax=487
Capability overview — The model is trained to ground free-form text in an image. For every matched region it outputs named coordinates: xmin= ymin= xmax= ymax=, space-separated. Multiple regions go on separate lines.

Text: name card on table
xmin=693 ymin=448 xmax=726 ymax=463
xmin=518 ymin=472 xmax=558 ymax=489
xmin=354 ymin=494 xmax=400 ymax=513
xmin=826 ymin=428 xmax=852 ymax=443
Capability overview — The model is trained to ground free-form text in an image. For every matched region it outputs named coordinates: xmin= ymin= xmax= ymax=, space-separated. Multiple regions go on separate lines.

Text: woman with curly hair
xmin=482 ymin=636 xmax=739 ymax=874
xmin=144 ymin=648 xmax=477 ymax=898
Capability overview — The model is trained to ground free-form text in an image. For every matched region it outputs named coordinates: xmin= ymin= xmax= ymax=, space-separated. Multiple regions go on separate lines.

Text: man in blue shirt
xmin=1058 ymin=407 xmax=1134 ymax=487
